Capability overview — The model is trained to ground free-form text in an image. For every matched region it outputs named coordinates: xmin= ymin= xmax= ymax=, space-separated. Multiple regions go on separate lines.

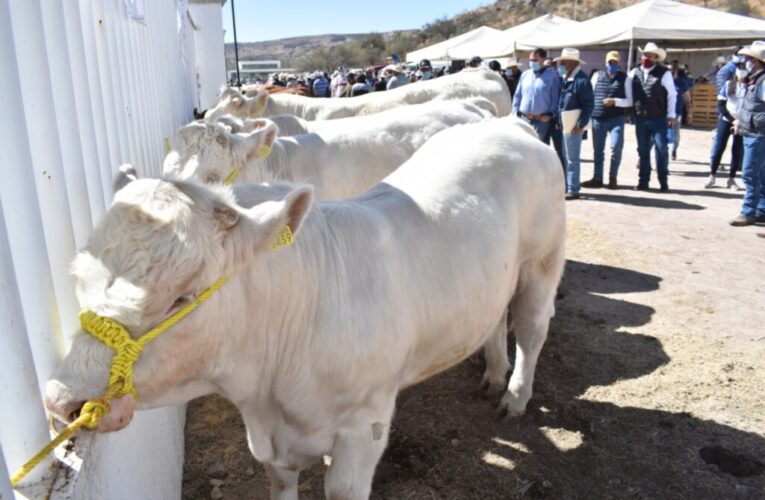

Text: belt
xmin=523 ymin=113 xmax=549 ymax=121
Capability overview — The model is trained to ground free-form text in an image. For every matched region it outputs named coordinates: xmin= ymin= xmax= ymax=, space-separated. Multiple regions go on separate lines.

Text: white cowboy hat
xmin=739 ymin=40 xmax=765 ymax=63
xmin=554 ymin=47 xmax=584 ymax=64
xmin=505 ymin=57 xmax=519 ymax=67
xmin=382 ymin=64 xmax=402 ymax=74
xmin=640 ymin=42 xmax=667 ymax=62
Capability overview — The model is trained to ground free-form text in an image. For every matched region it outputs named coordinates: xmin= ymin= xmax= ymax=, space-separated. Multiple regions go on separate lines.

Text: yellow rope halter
xmin=12 ymin=171 xmax=294 ymax=488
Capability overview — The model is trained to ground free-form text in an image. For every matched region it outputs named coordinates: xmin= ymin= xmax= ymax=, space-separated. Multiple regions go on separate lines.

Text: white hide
xmin=46 ymin=117 xmax=565 ymax=499
xmin=205 ymin=67 xmax=512 ymax=121
xmin=166 ymin=98 xmax=498 ymax=200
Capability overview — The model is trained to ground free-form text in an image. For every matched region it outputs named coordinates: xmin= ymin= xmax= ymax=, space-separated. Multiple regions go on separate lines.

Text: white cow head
xmin=163 ymin=120 xmax=278 ymax=184
xmin=45 ymin=175 xmax=313 ymax=432
xmin=205 ymin=87 xmax=270 ymax=120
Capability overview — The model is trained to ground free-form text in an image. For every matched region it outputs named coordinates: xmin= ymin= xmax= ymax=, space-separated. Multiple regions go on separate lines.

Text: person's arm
xmin=613 ymin=71 xmax=633 ymax=107
xmin=576 ymin=75 xmax=595 ymax=129
xmin=662 ymin=70 xmax=677 ymax=119
xmin=512 ymin=71 xmax=524 ymax=115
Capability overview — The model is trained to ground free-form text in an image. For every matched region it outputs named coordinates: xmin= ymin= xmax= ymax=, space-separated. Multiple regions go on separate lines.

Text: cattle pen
xmin=1 ymin=1 xmax=225 ymax=498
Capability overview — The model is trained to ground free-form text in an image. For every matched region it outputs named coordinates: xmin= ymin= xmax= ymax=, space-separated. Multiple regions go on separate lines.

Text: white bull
xmin=166 ymin=98 xmax=501 ymax=199
xmin=205 ymin=68 xmax=512 ymax=121
xmin=46 ymin=117 xmax=565 ymax=499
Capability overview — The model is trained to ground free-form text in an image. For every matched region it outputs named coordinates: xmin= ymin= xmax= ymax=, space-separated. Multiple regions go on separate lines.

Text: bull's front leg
xmin=263 ymin=463 xmax=300 ymax=500
xmin=324 ymin=397 xmax=396 ymax=500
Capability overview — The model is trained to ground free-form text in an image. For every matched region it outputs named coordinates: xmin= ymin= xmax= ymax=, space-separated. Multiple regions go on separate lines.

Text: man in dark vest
xmin=588 ymin=51 xmax=628 ymax=189
xmin=621 ymin=42 xmax=677 ymax=192
xmin=730 ymin=41 xmax=765 ymax=226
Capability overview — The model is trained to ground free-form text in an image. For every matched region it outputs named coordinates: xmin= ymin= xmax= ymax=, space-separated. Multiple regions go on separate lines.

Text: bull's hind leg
xmin=481 ymin=308 xmax=511 ymax=395
xmin=498 ymin=250 xmax=563 ymax=418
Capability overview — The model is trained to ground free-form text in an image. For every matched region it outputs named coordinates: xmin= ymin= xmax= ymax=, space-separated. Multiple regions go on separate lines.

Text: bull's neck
xmin=244 ymin=136 xmax=322 ymax=188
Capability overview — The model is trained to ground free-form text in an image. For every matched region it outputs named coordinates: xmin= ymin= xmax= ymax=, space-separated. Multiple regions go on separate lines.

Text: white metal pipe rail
xmin=1 ymin=0 xmax=201 ymax=497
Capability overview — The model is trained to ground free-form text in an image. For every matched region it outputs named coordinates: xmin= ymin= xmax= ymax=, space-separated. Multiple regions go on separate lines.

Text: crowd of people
xmin=509 ymin=40 xmax=765 ymax=231
xmin=238 ymin=41 xmax=765 ymax=229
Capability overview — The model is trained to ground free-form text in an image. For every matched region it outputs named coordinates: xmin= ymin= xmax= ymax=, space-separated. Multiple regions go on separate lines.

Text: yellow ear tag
xmin=223 ymin=167 xmax=241 ymax=185
xmin=256 ymin=145 xmax=271 ymax=159
xmin=271 ymin=225 xmax=294 ymax=250
xmin=163 ymin=137 xmax=172 ymax=155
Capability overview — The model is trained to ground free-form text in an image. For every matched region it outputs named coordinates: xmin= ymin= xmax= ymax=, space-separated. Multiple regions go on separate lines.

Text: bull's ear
xmin=254 ymin=91 xmax=269 ymax=112
xmin=232 ymin=121 xmax=279 ymax=161
xmin=113 ymin=164 xmax=138 ymax=195
xmin=222 ymin=185 xmax=313 ymax=272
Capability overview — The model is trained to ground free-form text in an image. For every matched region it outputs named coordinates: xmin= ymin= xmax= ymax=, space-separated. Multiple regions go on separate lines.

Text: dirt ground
xmin=182 ymin=125 xmax=765 ymax=500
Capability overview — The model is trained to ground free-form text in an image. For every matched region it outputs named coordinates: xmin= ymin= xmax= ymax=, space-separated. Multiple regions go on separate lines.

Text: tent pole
xmin=627 ymin=38 xmax=634 ymax=70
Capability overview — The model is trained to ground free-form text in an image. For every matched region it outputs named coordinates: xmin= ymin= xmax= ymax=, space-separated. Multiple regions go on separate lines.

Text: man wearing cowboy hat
xmin=587 ymin=50 xmax=628 ymax=189
xmin=384 ymin=64 xmax=408 ymax=91
xmin=556 ymin=47 xmax=594 ymax=200
xmin=614 ymin=42 xmax=677 ymax=192
xmin=730 ymin=41 xmax=765 ymax=226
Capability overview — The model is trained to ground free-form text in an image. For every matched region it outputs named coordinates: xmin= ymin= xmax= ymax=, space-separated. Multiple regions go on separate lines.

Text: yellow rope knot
xmin=78 ymin=399 xmax=110 ymax=430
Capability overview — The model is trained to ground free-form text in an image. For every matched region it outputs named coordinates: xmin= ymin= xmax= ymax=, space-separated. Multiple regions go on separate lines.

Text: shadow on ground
xmin=182 ymin=260 xmax=765 ymax=500
xmin=585 ymin=192 xmax=706 ymax=210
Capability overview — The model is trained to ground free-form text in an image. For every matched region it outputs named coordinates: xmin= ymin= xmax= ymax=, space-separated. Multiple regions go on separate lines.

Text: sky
xmin=222 ymin=1 xmax=491 ymax=43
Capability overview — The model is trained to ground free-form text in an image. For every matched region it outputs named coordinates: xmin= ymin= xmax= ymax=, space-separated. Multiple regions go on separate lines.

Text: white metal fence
xmin=1 ymin=0 xmax=203 ymax=497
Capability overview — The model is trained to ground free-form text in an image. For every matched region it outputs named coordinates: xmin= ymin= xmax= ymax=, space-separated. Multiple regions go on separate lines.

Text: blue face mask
xmin=607 ymin=63 xmax=619 ymax=74
xmin=530 ymin=61 xmax=542 ymax=72
xmin=557 ymin=65 xmax=568 ymax=77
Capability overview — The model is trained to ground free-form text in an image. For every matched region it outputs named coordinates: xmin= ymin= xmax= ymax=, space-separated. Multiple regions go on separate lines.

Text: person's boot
xmin=671 ymin=149 xmax=677 ymax=161
xmin=729 ymin=214 xmax=755 ymax=226
xmin=581 ymin=178 xmax=603 ymax=188
xmin=607 ymin=177 xmax=617 ymax=189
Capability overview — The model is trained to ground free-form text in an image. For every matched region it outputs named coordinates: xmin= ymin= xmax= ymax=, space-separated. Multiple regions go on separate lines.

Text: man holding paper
xmin=557 ymin=48 xmax=594 ymax=200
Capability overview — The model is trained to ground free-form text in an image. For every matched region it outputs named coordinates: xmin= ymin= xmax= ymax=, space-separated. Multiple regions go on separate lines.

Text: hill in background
xmin=224 ymin=0 xmax=764 ymax=72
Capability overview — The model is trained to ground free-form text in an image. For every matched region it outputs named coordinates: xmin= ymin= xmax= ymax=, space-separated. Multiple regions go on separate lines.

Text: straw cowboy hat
xmin=605 ymin=51 xmax=620 ymax=62
xmin=640 ymin=42 xmax=667 ymax=62
xmin=554 ymin=48 xmax=585 ymax=64
xmin=739 ymin=40 xmax=765 ymax=63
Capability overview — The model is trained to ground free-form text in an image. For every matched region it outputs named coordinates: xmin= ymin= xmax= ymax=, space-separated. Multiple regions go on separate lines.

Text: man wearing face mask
xmin=730 ymin=41 xmax=765 ymax=226
xmin=618 ymin=42 xmax=677 ymax=192
xmin=512 ymin=48 xmax=561 ymax=143
xmin=556 ymin=48 xmax=594 ymax=200
xmin=589 ymin=51 xmax=628 ymax=189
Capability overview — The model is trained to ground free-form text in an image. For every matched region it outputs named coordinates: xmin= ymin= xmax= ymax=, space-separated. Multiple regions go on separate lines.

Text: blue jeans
xmin=635 ymin=117 xmax=669 ymax=188
xmin=564 ymin=131 xmax=583 ymax=195
xmin=592 ymin=115 xmax=625 ymax=181
xmin=549 ymin=121 xmax=567 ymax=178
xmin=522 ymin=117 xmax=551 ymax=144
xmin=740 ymin=135 xmax=765 ymax=218
xmin=709 ymin=116 xmax=733 ymax=171
xmin=709 ymin=119 xmax=744 ymax=176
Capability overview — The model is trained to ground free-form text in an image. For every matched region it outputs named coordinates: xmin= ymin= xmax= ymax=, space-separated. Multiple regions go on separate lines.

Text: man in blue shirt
xmin=512 ymin=48 xmax=561 ymax=143
xmin=312 ymin=72 xmax=329 ymax=98
xmin=708 ymin=48 xmax=741 ymax=174
xmin=556 ymin=48 xmax=594 ymax=200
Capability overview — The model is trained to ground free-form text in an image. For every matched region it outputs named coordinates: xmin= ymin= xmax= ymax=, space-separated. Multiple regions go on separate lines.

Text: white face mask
xmin=735 ymin=68 xmax=749 ymax=80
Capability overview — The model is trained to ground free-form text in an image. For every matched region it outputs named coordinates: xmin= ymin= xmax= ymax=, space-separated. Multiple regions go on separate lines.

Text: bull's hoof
xmin=496 ymin=392 xmax=528 ymax=421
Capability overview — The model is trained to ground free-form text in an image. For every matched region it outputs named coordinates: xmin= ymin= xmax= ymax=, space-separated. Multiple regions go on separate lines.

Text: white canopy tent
xmin=406 ymin=26 xmax=500 ymax=63
xmin=520 ymin=0 xmax=765 ymax=67
xmin=447 ymin=14 xmax=578 ymax=60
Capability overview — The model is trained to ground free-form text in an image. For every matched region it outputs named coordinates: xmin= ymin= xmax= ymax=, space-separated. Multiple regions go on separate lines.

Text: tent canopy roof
xmin=406 ymin=26 xmax=500 ymax=62
xmin=523 ymin=0 xmax=765 ymax=49
xmin=448 ymin=14 xmax=578 ymax=59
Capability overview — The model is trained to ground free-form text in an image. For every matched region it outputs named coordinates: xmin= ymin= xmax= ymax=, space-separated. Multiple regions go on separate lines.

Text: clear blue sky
xmin=222 ymin=1 xmax=491 ymax=43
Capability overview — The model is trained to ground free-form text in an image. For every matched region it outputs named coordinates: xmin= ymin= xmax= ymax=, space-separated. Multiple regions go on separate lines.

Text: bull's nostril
xmin=67 ymin=401 xmax=86 ymax=423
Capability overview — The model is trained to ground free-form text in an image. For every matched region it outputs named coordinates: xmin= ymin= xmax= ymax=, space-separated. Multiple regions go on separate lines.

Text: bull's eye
xmin=205 ymin=174 xmax=220 ymax=184
xmin=168 ymin=294 xmax=195 ymax=314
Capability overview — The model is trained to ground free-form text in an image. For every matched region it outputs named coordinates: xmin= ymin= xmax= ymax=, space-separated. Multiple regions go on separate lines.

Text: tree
xmin=594 ymin=0 xmax=615 ymax=16
xmin=727 ymin=0 xmax=750 ymax=16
